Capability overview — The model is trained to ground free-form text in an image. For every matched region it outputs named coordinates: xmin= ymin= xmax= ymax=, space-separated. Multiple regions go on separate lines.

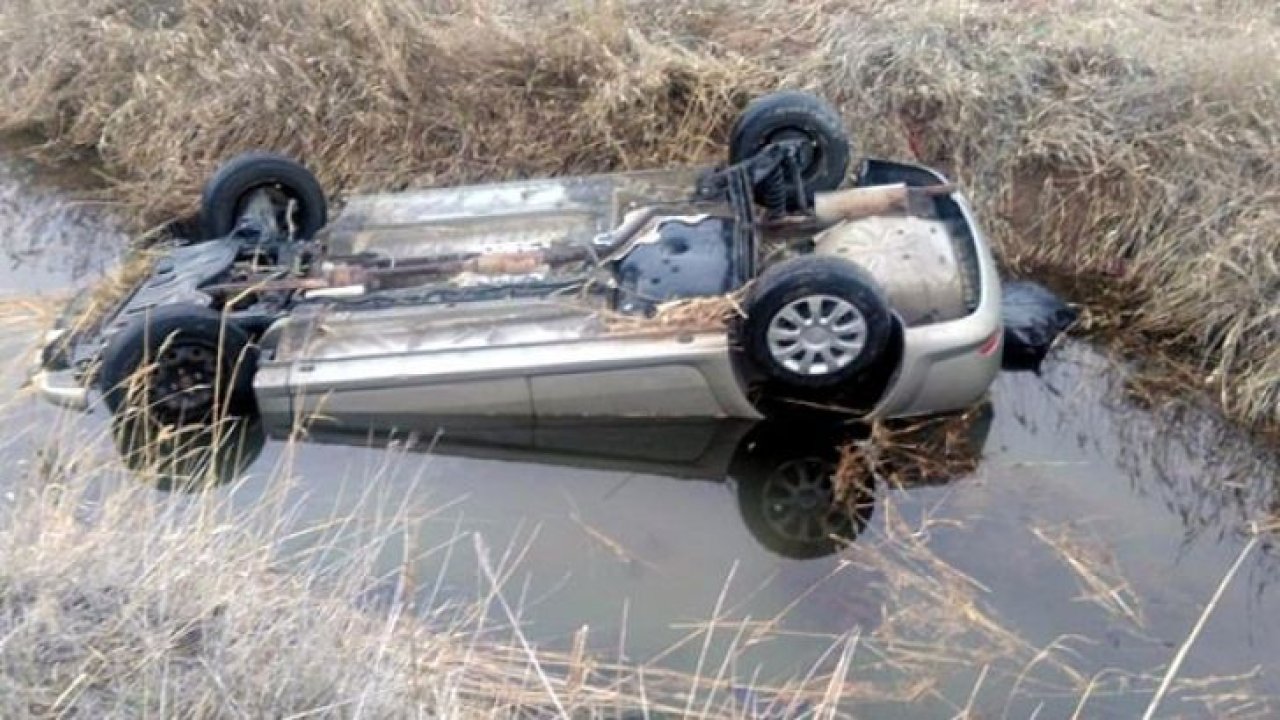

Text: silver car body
xmin=34 ymin=161 xmax=1002 ymax=427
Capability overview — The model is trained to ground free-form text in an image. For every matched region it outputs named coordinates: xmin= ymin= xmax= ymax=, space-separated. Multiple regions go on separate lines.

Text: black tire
xmin=99 ymin=304 xmax=258 ymax=427
xmin=738 ymin=255 xmax=892 ymax=389
xmin=728 ymin=91 xmax=851 ymax=210
xmin=200 ymin=152 xmax=327 ymax=241
xmin=731 ymin=424 xmax=874 ymax=560
xmin=112 ymin=415 xmax=267 ymax=492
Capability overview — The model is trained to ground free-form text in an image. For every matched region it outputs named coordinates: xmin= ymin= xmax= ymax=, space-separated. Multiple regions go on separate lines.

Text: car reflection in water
xmin=114 ymin=404 xmax=993 ymax=561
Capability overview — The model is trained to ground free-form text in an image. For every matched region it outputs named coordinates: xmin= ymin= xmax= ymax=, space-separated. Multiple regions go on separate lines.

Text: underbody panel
xmin=321 ymin=170 xmax=699 ymax=259
xmin=254 ymin=300 xmax=762 ymax=429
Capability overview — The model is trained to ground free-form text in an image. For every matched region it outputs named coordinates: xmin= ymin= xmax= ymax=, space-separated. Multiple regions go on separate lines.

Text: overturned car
xmin=31 ymin=92 xmax=1002 ymax=431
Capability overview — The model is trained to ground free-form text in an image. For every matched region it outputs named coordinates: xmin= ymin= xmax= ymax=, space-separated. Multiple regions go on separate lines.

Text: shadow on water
xmin=114 ymin=407 xmax=994 ymax=562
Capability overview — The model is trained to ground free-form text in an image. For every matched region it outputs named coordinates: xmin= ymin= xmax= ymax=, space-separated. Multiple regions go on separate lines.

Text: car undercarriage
xmin=33 ymin=92 xmax=1004 ymax=431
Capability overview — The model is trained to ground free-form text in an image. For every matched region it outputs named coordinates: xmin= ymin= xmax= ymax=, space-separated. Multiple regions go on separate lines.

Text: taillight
xmin=978 ymin=328 xmax=1002 ymax=357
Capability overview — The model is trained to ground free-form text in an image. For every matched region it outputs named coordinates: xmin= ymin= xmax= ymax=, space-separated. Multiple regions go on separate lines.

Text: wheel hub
xmin=800 ymin=325 xmax=832 ymax=344
xmin=151 ymin=341 xmax=219 ymax=420
xmin=768 ymin=129 xmax=818 ymax=174
xmin=236 ymin=185 xmax=299 ymax=238
xmin=767 ymin=294 xmax=867 ymax=376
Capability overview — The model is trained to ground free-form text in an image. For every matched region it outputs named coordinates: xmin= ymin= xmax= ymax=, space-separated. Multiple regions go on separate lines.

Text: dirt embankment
xmin=1 ymin=0 xmax=1276 ymax=431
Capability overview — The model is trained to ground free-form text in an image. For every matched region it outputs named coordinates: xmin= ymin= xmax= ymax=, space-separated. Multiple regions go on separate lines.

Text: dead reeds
xmin=834 ymin=407 xmax=988 ymax=502
xmin=601 ymin=289 xmax=747 ymax=335
xmin=3 ymin=418 xmax=1266 ymax=717
xmin=1031 ymin=523 xmax=1145 ymax=629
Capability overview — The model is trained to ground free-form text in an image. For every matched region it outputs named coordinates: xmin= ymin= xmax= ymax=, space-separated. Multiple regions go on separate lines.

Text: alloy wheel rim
xmin=766 ymin=294 xmax=866 ymax=376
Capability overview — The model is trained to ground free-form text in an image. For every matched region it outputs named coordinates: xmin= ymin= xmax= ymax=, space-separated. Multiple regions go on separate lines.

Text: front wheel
xmin=98 ymin=305 xmax=258 ymax=428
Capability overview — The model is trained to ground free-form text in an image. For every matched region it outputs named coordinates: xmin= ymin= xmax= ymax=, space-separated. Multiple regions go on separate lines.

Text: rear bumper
xmin=868 ymin=192 xmax=1003 ymax=419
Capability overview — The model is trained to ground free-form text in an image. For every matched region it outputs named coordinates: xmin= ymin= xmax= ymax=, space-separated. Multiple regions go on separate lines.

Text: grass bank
xmin=0 ymin=0 xmax=1275 ymax=429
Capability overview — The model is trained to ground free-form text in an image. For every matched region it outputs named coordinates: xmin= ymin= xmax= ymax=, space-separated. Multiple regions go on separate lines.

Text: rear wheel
xmin=729 ymin=91 xmax=851 ymax=210
xmin=99 ymin=305 xmax=258 ymax=428
xmin=737 ymin=255 xmax=892 ymax=390
xmin=200 ymin=152 xmax=327 ymax=241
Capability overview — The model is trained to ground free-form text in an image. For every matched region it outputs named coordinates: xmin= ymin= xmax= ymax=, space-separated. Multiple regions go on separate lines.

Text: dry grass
xmin=828 ymin=495 xmax=1270 ymax=717
xmin=0 ymin=296 xmax=62 ymax=333
xmin=0 ymin=0 xmax=1275 ymax=431
xmin=844 ymin=500 xmax=1089 ymax=707
xmin=834 ymin=407 xmax=987 ymax=502
xmin=0 ymin=486 xmax=441 ymax=716
xmin=1 ymin=417 xmax=1268 ymax=718
xmin=4 ymin=422 xmax=838 ymax=717
xmin=602 ymin=289 xmax=747 ymax=335
xmin=1031 ymin=523 xmax=1145 ymax=629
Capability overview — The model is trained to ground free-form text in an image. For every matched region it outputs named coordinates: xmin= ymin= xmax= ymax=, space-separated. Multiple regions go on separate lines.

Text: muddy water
xmin=0 ymin=146 xmax=124 ymax=295
xmin=2 ymin=156 xmax=1279 ymax=717
xmin=0 ymin=146 xmax=125 ymax=443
